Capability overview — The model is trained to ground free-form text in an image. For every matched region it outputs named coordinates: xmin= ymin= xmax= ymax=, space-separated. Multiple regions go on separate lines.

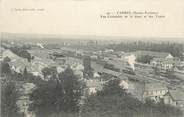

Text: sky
xmin=0 ymin=0 xmax=184 ymax=40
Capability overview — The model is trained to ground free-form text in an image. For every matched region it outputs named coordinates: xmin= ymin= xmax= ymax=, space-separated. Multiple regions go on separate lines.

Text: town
xmin=1 ymin=35 xmax=184 ymax=117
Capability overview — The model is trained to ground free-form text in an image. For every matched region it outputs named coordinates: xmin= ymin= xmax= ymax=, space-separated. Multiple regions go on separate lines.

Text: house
xmin=3 ymin=49 xmax=52 ymax=78
xmin=2 ymin=49 xmax=21 ymax=60
xmin=85 ymin=79 xmax=104 ymax=95
xmin=151 ymin=58 xmax=174 ymax=72
xmin=2 ymin=49 xmax=28 ymax=73
xmin=76 ymin=50 xmax=84 ymax=56
xmin=163 ymin=90 xmax=184 ymax=109
xmin=126 ymin=81 xmax=168 ymax=102
xmin=50 ymin=52 xmax=67 ymax=65
xmin=118 ymin=74 xmax=129 ymax=90
xmin=104 ymin=49 xmax=114 ymax=53
xmin=93 ymin=72 xmax=100 ymax=78
xmin=90 ymin=55 xmax=98 ymax=60
xmin=142 ymin=82 xmax=168 ymax=102
xmin=150 ymin=54 xmax=180 ymax=72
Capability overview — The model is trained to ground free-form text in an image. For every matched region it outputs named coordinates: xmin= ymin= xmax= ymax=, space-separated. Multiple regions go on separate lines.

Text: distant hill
xmin=1 ymin=32 xmax=184 ymax=44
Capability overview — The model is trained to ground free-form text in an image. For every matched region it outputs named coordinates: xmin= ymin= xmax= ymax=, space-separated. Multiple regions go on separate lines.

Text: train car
xmin=122 ymin=66 xmax=136 ymax=75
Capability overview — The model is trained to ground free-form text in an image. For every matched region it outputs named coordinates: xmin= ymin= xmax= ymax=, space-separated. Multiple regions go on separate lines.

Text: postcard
xmin=1 ymin=0 xmax=184 ymax=117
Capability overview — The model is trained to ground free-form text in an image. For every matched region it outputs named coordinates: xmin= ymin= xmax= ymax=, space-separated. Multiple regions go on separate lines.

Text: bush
xmin=1 ymin=81 xmax=22 ymax=117
xmin=29 ymin=67 xmax=85 ymax=117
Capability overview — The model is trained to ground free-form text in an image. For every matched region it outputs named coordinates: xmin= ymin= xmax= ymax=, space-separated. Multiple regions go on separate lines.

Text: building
xmin=127 ymin=81 xmax=168 ymax=102
xmin=151 ymin=54 xmax=180 ymax=72
xmin=142 ymin=82 xmax=168 ymax=102
xmin=0 ymin=47 xmax=5 ymax=61
xmin=90 ymin=55 xmax=98 ymax=60
xmin=164 ymin=90 xmax=184 ymax=109
xmin=151 ymin=58 xmax=174 ymax=72
xmin=85 ymin=79 xmax=104 ymax=95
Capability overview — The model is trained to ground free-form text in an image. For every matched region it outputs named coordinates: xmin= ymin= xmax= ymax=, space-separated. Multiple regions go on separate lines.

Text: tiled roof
xmin=144 ymin=82 xmax=167 ymax=91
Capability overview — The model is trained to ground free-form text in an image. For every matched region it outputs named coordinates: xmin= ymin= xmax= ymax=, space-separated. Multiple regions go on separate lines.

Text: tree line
xmin=10 ymin=46 xmax=33 ymax=62
xmin=107 ymin=41 xmax=184 ymax=60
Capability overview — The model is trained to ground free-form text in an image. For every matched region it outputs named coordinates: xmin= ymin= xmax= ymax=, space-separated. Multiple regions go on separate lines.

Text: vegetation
xmin=107 ymin=41 xmax=184 ymax=60
xmin=136 ymin=55 xmax=154 ymax=64
xmin=10 ymin=46 xmax=32 ymax=62
xmin=29 ymin=67 xmax=85 ymax=117
xmin=41 ymin=66 xmax=57 ymax=79
xmin=83 ymin=57 xmax=93 ymax=79
xmin=1 ymin=81 xmax=22 ymax=117
xmin=1 ymin=62 xmax=11 ymax=75
xmin=81 ymin=79 xmax=183 ymax=117
xmin=1 ymin=57 xmax=13 ymax=77
xmin=1 ymin=61 xmax=43 ymax=117
xmin=3 ymin=56 xmax=11 ymax=62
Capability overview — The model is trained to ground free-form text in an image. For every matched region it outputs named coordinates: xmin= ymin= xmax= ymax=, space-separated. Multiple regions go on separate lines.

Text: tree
xmin=23 ymin=67 xmax=28 ymax=76
xmin=22 ymin=69 xmax=39 ymax=83
xmin=82 ymin=78 xmax=140 ymax=117
xmin=29 ymin=67 xmax=85 ymax=117
xmin=97 ymin=79 xmax=127 ymax=96
xmin=83 ymin=57 xmax=93 ymax=79
xmin=3 ymin=56 xmax=11 ymax=63
xmin=10 ymin=47 xmax=32 ymax=62
xmin=29 ymin=80 xmax=61 ymax=117
xmin=136 ymin=55 xmax=153 ymax=64
xmin=1 ymin=62 xmax=11 ymax=75
xmin=82 ymin=78 xmax=183 ymax=117
xmin=1 ymin=81 xmax=22 ymax=117
xmin=41 ymin=67 xmax=57 ymax=79
xmin=58 ymin=67 xmax=84 ymax=112
xmin=107 ymin=41 xmax=184 ymax=59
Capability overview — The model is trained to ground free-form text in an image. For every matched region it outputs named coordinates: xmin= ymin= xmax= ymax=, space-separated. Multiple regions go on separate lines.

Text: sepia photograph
xmin=1 ymin=0 xmax=184 ymax=117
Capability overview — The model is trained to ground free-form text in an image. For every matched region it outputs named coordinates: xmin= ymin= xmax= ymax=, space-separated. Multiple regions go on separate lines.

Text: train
xmin=122 ymin=66 xmax=136 ymax=75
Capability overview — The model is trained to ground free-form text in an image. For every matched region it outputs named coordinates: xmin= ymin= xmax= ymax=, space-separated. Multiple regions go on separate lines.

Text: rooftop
xmin=144 ymin=82 xmax=168 ymax=91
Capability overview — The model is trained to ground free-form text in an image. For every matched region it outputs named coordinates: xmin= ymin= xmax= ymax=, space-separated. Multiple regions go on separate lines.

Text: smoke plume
xmin=36 ymin=43 xmax=44 ymax=49
xmin=125 ymin=54 xmax=136 ymax=71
